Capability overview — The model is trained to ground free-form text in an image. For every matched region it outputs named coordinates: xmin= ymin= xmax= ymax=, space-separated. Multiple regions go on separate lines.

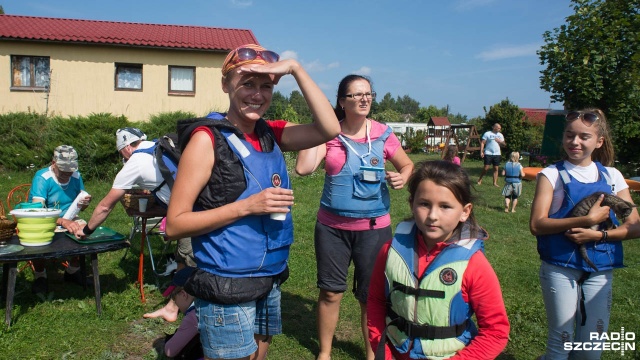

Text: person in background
xmin=501 ymin=151 xmax=525 ymax=213
xmin=477 ymin=123 xmax=506 ymax=186
xmin=295 ymin=74 xmax=413 ymax=360
xmin=29 ymin=145 xmax=92 ymax=294
xmin=530 ymin=108 xmax=640 ymax=359
xmin=75 ymin=127 xmax=195 ymax=322
xmin=443 ymin=144 xmax=461 ymax=165
xmin=162 ymin=266 xmax=203 ymax=360
xmin=165 ymin=43 xmax=340 ymax=360
xmin=367 ymin=160 xmax=510 ymax=359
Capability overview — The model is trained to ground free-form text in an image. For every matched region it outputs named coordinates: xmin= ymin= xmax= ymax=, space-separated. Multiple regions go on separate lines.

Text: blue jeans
xmin=195 ymin=282 xmax=282 ymax=359
xmin=539 ymin=261 xmax=613 ymax=360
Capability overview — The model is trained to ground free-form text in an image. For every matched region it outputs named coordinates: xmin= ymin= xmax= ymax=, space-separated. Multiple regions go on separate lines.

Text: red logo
xmin=370 ymin=157 xmax=380 ymax=166
xmin=272 ymin=173 xmax=282 ymax=188
xmin=439 ymin=268 xmax=457 ymax=285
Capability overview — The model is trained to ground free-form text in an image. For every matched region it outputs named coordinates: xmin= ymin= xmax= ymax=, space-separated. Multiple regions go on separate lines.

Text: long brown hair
xmin=443 ymin=144 xmax=458 ymax=162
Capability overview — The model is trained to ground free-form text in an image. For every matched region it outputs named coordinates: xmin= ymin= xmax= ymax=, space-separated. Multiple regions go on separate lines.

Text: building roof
xmin=0 ymin=14 xmax=258 ymax=51
xmin=521 ymin=108 xmax=549 ymax=126
xmin=429 ymin=117 xmax=451 ymax=126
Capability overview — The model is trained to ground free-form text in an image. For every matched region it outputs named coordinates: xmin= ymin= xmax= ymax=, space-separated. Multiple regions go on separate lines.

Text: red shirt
xmin=192 ymin=119 xmax=287 ymax=150
xmin=367 ymin=233 xmax=510 ymax=360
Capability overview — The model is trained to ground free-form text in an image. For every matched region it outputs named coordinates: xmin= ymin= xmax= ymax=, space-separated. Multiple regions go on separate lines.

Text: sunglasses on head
xmin=566 ymin=111 xmax=599 ymax=126
xmin=235 ymin=47 xmax=280 ymax=63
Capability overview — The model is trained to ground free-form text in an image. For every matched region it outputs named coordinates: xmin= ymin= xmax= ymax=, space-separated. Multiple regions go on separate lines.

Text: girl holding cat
xmin=529 ymin=108 xmax=640 ymax=360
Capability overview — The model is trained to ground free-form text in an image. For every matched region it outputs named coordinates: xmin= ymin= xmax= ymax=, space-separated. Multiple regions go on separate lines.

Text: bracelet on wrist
xmin=600 ymin=230 xmax=608 ymax=242
xmin=83 ymin=224 xmax=95 ymax=235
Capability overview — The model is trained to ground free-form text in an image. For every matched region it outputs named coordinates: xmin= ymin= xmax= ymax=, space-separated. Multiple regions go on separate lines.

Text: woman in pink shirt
xmin=296 ymin=74 xmax=413 ymax=360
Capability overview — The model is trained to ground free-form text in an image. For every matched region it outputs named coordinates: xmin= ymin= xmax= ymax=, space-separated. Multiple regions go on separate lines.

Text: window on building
xmin=11 ymin=55 xmax=50 ymax=91
xmin=168 ymin=66 xmax=195 ymax=95
xmin=115 ymin=63 xmax=143 ymax=90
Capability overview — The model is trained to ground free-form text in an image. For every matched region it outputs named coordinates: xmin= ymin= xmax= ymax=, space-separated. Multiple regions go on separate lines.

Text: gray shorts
xmin=502 ymin=182 xmax=523 ymax=199
xmin=314 ymin=221 xmax=391 ymax=303
xmin=174 ymin=237 xmax=196 ymax=267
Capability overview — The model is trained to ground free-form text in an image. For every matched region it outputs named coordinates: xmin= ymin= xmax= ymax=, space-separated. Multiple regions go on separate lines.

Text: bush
xmin=0 ymin=111 xmax=201 ymax=181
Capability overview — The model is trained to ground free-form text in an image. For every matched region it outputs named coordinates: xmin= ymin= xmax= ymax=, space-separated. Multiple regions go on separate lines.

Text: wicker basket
xmin=0 ymin=216 xmax=17 ymax=242
xmin=121 ymin=192 xmax=156 ymax=212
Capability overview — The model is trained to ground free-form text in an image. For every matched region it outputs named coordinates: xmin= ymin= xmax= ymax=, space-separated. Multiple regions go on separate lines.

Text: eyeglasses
xmin=344 ymin=92 xmax=376 ymax=101
xmin=566 ymin=111 xmax=599 ymax=126
xmin=235 ymin=47 xmax=280 ymax=63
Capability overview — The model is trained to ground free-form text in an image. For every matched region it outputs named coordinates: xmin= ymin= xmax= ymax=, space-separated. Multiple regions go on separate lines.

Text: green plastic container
xmin=9 ymin=208 xmax=62 ymax=246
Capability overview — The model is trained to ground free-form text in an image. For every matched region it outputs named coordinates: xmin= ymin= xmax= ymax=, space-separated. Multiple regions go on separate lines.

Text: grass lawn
xmin=1 ymin=153 xmax=639 ymax=359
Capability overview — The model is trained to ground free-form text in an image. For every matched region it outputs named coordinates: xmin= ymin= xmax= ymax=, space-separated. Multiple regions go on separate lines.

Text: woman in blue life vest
xmin=165 ymin=44 xmax=340 ymax=360
xmin=501 ymin=151 xmax=524 ymax=213
xmin=367 ymin=161 xmax=509 ymax=359
xmin=530 ymin=108 xmax=640 ymax=360
xmin=295 ymin=75 xmax=414 ymax=360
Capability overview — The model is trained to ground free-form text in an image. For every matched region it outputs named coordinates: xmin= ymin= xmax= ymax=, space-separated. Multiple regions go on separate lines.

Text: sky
xmin=4 ymin=0 xmax=575 ymax=119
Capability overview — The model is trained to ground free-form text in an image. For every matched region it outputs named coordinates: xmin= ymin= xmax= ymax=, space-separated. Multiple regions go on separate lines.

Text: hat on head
xmin=222 ymin=43 xmax=270 ymax=76
xmin=162 ymin=266 xmax=197 ymax=297
xmin=115 ymin=127 xmax=147 ymax=151
xmin=53 ymin=145 xmax=79 ymax=172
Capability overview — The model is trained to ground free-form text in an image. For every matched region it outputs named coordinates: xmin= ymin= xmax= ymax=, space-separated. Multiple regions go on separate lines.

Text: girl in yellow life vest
xmin=367 ymin=160 xmax=510 ymax=359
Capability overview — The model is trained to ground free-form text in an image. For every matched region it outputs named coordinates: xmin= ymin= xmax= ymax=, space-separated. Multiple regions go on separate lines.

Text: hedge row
xmin=0 ymin=110 xmax=197 ymax=181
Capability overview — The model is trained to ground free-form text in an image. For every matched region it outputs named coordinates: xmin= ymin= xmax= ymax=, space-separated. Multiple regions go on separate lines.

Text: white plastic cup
xmin=139 ymin=198 xmax=148 ymax=212
xmin=62 ymin=190 xmax=90 ymax=220
xmin=270 ymin=212 xmax=286 ymax=221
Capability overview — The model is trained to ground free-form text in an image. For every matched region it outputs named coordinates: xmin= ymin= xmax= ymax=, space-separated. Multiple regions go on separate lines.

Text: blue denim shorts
xmin=195 ymin=282 xmax=282 ymax=359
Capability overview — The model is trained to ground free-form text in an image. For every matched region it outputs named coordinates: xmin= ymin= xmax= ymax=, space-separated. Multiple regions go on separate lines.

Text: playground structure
xmin=441 ymin=124 xmax=482 ymax=163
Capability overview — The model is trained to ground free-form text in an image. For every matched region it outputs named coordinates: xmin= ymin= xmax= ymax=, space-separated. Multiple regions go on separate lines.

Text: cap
xmin=115 ymin=127 xmax=147 ymax=151
xmin=162 ymin=266 xmax=197 ymax=297
xmin=53 ymin=145 xmax=79 ymax=172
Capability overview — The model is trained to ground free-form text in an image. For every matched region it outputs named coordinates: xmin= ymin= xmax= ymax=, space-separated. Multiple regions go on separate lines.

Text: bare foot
xmin=477 ymin=180 xmax=482 ymax=185
xmin=505 ymin=209 xmax=509 ymax=213
xmin=143 ymin=300 xmax=179 ymax=322
xmin=316 ymin=354 xmax=331 ymax=360
xmin=493 ymin=183 xmax=500 ymax=187
xmin=512 ymin=209 xmax=516 ymax=213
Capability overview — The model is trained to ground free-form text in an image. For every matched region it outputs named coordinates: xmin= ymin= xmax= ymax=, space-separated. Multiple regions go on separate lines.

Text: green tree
xmin=396 ymin=95 xmax=420 ymax=116
xmin=288 ymin=90 xmax=312 ymax=124
xmin=448 ymin=112 xmax=468 ymax=125
xmin=538 ymin=0 xmax=640 ymax=162
xmin=377 ymin=92 xmax=397 ymax=113
xmin=414 ymin=105 xmax=449 ymax=123
xmin=0 ymin=5 xmax=4 ymax=14
xmin=281 ymin=104 xmax=300 ymax=124
xmin=482 ymin=99 xmax=530 ymax=155
xmin=263 ymin=91 xmax=288 ymax=120
xmin=371 ymin=109 xmax=402 ymax=123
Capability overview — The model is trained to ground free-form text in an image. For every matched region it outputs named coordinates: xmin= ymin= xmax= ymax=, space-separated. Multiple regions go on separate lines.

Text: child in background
xmin=443 ymin=144 xmax=461 ymax=166
xmin=162 ymin=267 xmax=203 ymax=360
xmin=501 ymin=151 xmax=525 ymax=213
xmin=367 ymin=160 xmax=509 ymax=360
xmin=530 ymin=108 xmax=640 ymax=359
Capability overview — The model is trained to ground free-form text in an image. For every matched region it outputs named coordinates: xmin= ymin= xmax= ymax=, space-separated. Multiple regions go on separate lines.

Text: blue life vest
xmin=320 ymin=126 xmax=392 ymax=218
xmin=383 ymin=221 xmax=483 ymax=359
xmin=192 ymin=127 xmax=293 ymax=277
xmin=133 ymin=142 xmax=178 ymax=208
xmin=504 ymin=162 xmax=522 ymax=184
xmin=536 ymin=161 xmax=623 ymax=272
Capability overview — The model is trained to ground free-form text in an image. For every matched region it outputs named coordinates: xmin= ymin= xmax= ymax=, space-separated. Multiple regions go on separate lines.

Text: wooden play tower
xmin=441 ymin=124 xmax=482 ymax=163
